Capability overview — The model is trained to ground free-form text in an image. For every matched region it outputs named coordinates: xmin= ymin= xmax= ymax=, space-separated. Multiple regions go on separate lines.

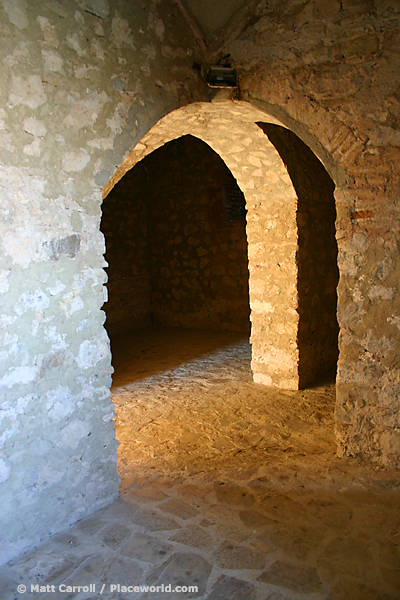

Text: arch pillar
xmin=103 ymin=100 xmax=335 ymax=390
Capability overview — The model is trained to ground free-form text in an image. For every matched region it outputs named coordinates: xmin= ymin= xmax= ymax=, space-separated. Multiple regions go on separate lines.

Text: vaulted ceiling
xmin=180 ymin=0 xmax=250 ymax=41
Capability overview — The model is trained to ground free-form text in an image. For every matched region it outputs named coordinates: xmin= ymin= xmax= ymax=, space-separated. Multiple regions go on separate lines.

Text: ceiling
xmin=182 ymin=0 xmax=250 ymax=41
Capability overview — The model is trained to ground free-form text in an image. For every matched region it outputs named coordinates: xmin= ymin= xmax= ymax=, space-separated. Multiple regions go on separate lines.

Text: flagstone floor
xmin=1 ymin=327 xmax=399 ymax=600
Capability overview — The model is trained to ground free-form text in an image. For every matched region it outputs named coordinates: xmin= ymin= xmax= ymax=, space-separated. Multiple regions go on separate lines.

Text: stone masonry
xmin=0 ymin=0 xmax=208 ymax=565
xmin=105 ymin=101 xmax=338 ymax=390
xmin=217 ymin=0 xmax=400 ymax=465
xmin=0 ymin=0 xmax=399 ymax=567
xmin=102 ymin=134 xmax=250 ymax=335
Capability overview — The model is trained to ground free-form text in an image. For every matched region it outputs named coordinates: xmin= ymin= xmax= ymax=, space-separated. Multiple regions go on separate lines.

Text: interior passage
xmin=63 ymin=325 xmax=400 ymax=600
xmin=111 ymin=326 xmax=337 ymax=484
xmin=1 ymin=328 xmax=399 ymax=599
xmin=101 ymin=135 xmax=250 ymax=338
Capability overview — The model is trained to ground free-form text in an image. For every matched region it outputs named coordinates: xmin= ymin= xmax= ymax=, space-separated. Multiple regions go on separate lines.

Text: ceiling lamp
xmin=205 ymin=54 xmax=237 ymax=88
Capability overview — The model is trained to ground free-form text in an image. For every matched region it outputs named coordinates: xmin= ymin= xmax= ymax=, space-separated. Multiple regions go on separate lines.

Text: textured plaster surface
xmin=0 ymin=0 xmax=208 ymax=565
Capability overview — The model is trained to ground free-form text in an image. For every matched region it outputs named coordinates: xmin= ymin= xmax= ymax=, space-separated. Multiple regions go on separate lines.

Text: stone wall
xmin=102 ymin=135 xmax=250 ymax=335
xmin=103 ymin=136 xmax=250 ymax=331
xmin=101 ymin=163 xmax=152 ymax=335
xmin=1 ymin=0 xmax=399 ymax=568
xmin=258 ymin=123 xmax=339 ymax=387
xmin=214 ymin=0 xmax=400 ymax=463
xmin=149 ymin=136 xmax=251 ymax=331
xmin=0 ymin=0 xmax=207 ymax=564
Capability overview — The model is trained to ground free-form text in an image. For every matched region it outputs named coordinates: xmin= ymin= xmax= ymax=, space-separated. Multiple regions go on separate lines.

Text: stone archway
xmin=103 ymin=100 xmax=339 ymax=391
xmin=101 ymin=134 xmax=251 ymax=336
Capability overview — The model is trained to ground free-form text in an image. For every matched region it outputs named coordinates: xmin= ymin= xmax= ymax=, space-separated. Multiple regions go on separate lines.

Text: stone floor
xmin=1 ymin=327 xmax=400 ymax=600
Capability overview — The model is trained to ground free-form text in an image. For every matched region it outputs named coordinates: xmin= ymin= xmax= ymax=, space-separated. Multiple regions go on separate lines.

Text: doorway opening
xmin=100 ymin=133 xmax=253 ymax=479
xmin=100 ymin=133 xmax=251 ymax=386
xmin=100 ymin=100 xmax=341 ymax=484
xmin=257 ymin=123 xmax=339 ymax=388
xmin=101 ymin=134 xmax=250 ymax=341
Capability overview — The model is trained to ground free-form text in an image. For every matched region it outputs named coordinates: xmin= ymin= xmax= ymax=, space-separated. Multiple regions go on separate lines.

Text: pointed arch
xmin=103 ymin=100 xmax=339 ymax=390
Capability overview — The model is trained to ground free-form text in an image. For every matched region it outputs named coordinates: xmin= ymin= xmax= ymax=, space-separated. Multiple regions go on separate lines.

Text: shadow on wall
xmin=101 ymin=134 xmax=251 ymax=338
xmin=258 ymin=123 xmax=339 ymax=388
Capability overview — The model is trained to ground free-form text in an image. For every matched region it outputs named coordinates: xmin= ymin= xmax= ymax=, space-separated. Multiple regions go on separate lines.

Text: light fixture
xmin=205 ymin=54 xmax=237 ymax=88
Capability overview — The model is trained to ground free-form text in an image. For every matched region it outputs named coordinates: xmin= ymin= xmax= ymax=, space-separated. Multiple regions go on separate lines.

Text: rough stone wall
xmin=148 ymin=135 xmax=250 ymax=331
xmin=0 ymin=0 xmax=207 ymax=565
xmin=258 ymin=123 xmax=339 ymax=387
xmin=214 ymin=0 xmax=400 ymax=463
xmin=102 ymin=135 xmax=250 ymax=333
xmin=1 ymin=0 xmax=399 ymax=569
xmin=101 ymin=164 xmax=151 ymax=336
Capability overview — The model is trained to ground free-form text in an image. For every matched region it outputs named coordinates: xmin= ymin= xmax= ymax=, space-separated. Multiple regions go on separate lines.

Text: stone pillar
xmin=245 ymin=146 xmax=300 ymax=390
xmin=108 ymin=101 xmax=304 ymax=389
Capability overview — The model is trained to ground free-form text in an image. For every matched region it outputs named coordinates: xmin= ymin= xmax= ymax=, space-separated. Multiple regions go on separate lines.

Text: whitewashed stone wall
xmin=0 ymin=0 xmax=207 ymax=565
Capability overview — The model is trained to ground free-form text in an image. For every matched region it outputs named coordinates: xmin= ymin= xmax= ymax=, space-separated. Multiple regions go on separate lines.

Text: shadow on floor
xmin=109 ymin=326 xmax=249 ymax=387
xmin=2 ymin=329 xmax=399 ymax=600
